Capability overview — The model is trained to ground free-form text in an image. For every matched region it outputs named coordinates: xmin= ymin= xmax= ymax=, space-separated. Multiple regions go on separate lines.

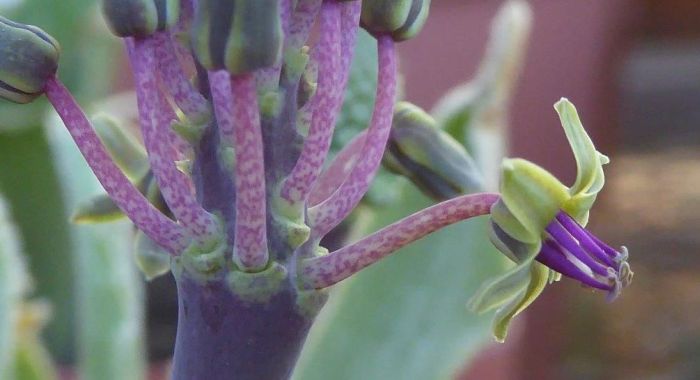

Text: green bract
xmin=360 ymin=0 xmax=431 ymax=41
xmin=468 ymin=98 xmax=609 ymax=342
xmin=0 ymin=17 xmax=60 ymax=104
xmin=101 ymin=0 xmax=180 ymax=38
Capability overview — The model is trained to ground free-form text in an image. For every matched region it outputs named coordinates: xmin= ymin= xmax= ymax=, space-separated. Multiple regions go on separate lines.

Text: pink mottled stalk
xmin=308 ymin=130 xmax=366 ymax=206
xmin=172 ymin=0 xmax=195 ymax=65
xmin=301 ymin=193 xmax=500 ymax=289
xmin=131 ymin=38 xmax=220 ymax=246
xmin=287 ymin=0 xmax=323 ymax=51
xmin=44 ymin=77 xmax=189 ymax=254
xmin=153 ymin=31 xmax=210 ymax=122
xmin=339 ymin=1 xmax=361 ymax=87
xmin=257 ymin=0 xmax=292 ymax=90
xmin=209 ymin=71 xmax=269 ymax=271
xmin=281 ymin=2 xmax=342 ymax=203
xmin=307 ymin=36 xmax=397 ymax=239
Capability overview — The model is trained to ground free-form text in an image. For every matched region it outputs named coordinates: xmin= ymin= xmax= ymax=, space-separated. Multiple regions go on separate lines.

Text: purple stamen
xmin=545 ymin=220 xmax=609 ymax=277
xmin=536 ymin=240 xmax=612 ymax=292
xmin=555 ymin=212 xmax=616 ymax=268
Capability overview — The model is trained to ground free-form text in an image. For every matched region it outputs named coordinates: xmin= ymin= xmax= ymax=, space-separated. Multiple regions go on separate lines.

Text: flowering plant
xmin=0 ymin=0 xmax=631 ymax=378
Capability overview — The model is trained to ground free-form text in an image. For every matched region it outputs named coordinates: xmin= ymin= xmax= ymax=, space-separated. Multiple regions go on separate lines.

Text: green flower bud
xmin=0 ymin=17 xmax=59 ymax=104
xmin=384 ymin=102 xmax=483 ymax=200
xmin=101 ymin=0 xmax=180 ymax=38
xmin=361 ymin=0 xmax=431 ymax=41
xmin=192 ymin=0 xmax=283 ymax=73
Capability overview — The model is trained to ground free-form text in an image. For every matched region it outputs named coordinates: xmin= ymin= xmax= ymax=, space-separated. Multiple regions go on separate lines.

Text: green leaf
xmin=0 ymin=194 xmax=29 ymax=379
xmin=46 ymin=113 xmax=146 ymax=380
xmin=294 ymin=184 xmax=506 ymax=380
xmin=0 ymin=126 xmax=75 ymax=362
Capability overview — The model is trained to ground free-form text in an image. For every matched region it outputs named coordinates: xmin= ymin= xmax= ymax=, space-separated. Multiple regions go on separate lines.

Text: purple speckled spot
xmin=131 ymin=37 xmax=219 ymax=245
xmin=301 ymin=193 xmax=500 ymax=289
xmin=287 ymin=0 xmax=323 ymax=51
xmin=281 ymin=2 xmax=343 ymax=204
xmin=210 ymin=70 xmax=269 ymax=271
xmin=153 ymin=31 xmax=210 ymax=122
xmin=45 ymin=77 xmax=189 ymax=255
xmin=307 ymin=36 xmax=397 ymax=239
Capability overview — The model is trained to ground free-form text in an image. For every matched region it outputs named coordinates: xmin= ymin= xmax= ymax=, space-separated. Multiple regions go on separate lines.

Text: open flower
xmin=468 ymin=98 xmax=633 ymax=342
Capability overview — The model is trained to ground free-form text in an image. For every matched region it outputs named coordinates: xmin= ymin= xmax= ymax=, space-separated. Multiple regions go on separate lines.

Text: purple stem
xmin=44 ymin=77 xmax=189 ymax=254
xmin=308 ymin=129 xmax=366 ymax=206
xmin=300 ymin=192 xmax=500 ymax=289
xmin=153 ymin=31 xmax=210 ymax=122
xmin=307 ymin=35 xmax=397 ymax=239
xmin=209 ymin=70 xmax=269 ymax=271
xmin=287 ymin=0 xmax=323 ymax=51
xmin=339 ymin=0 xmax=361 ymax=87
xmin=130 ymin=37 xmax=220 ymax=246
xmin=172 ymin=0 xmax=195 ymax=65
xmin=281 ymin=2 xmax=342 ymax=204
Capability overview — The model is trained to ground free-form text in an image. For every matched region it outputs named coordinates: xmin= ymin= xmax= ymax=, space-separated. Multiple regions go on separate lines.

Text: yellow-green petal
xmin=500 ymin=158 xmax=569 ymax=239
xmin=554 ymin=98 xmax=607 ymax=212
xmin=492 ymin=262 xmax=549 ymax=342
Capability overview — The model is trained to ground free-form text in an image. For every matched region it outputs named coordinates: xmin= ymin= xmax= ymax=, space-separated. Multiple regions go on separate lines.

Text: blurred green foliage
xmin=0 ymin=0 xmax=123 ymax=363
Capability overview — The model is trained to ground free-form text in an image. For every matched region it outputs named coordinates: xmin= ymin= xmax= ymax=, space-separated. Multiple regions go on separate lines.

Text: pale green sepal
xmin=72 ymin=194 xmax=124 ymax=224
xmin=554 ymin=98 xmax=607 ymax=200
xmin=227 ymin=262 xmax=287 ymax=303
xmin=133 ymin=231 xmax=171 ymax=281
xmin=500 ymin=158 xmax=569 ymax=239
xmin=492 ymin=262 xmax=549 ymax=342
xmin=466 ymin=260 xmax=531 ymax=314
xmin=489 ymin=199 xmax=537 ymax=245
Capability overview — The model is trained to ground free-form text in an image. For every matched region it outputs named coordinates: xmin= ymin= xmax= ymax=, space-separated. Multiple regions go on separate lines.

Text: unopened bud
xmin=384 ymin=102 xmax=483 ymax=200
xmin=192 ymin=0 xmax=283 ymax=73
xmin=0 ymin=17 xmax=59 ymax=104
xmin=101 ymin=0 xmax=180 ymax=38
xmin=361 ymin=0 xmax=430 ymax=41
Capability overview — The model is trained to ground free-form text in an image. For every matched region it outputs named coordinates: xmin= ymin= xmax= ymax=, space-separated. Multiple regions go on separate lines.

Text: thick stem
xmin=307 ymin=36 xmax=397 ymax=239
xmin=171 ymin=275 xmax=315 ymax=380
xmin=44 ymin=76 xmax=188 ymax=254
xmin=281 ymin=2 xmax=342 ymax=204
xmin=301 ymin=192 xmax=500 ymax=289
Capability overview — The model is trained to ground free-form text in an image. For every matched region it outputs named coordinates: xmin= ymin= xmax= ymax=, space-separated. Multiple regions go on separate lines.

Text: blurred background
xmin=0 ymin=0 xmax=699 ymax=379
